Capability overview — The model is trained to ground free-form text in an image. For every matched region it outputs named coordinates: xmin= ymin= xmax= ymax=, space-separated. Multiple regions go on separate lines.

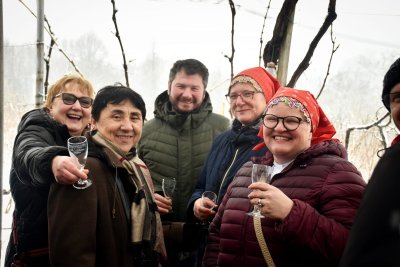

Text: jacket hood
xmin=18 ymin=108 xmax=70 ymax=138
xmin=152 ymin=90 xmax=214 ymax=128
xmin=231 ymin=117 xmax=263 ymax=146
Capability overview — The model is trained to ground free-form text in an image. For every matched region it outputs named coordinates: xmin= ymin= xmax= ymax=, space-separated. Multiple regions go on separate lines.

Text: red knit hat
xmin=229 ymin=67 xmax=281 ymax=103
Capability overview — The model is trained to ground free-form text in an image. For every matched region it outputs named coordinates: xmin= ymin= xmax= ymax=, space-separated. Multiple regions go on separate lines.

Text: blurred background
xmin=2 ymin=0 xmax=400 ymax=263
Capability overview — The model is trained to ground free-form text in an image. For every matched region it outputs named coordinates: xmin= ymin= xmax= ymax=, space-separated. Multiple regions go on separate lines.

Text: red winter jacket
xmin=203 ymin=140 xmax=366 ymax=267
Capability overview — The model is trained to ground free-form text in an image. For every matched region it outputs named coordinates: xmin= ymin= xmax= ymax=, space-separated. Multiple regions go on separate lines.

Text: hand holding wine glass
xmin=201 ymin=191 xmax=217 ymax=211
xmin=67 ymin=136 xmax=92 ymax=189
xmin=247 ymin=164 xmax=272 ymax=218
xmin=162 ymin=177 xmax=176 ymax=199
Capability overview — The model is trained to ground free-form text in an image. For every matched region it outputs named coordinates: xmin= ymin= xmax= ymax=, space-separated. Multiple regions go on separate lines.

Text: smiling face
xmin=263 ymin=102 xmax=312 ymax=164
xmin=168 ymin=70 xmax=206 ymax=113
xmin=48 ymin=81 xmax=92 ymax=136
xmin=92 ymin=100 xmax=143 ymax=154
xmin=229 ymin=82 xmax=267 ymax=125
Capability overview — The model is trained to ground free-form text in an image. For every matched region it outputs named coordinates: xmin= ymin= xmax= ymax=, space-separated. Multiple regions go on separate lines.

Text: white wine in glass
xmin=67 ymin=136 xmax=92 ymax=189
xmin=247 ymin=164 xmax=272 ymax=218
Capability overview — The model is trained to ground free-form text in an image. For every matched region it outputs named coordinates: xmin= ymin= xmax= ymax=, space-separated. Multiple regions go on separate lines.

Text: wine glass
xmin=247 ymin=164 xmax=272 ymax=218
xmin=162 ymin=177 xmax=176 ymax=199
xmin=67 ymin=136 xmax=92 ymax=190
xmin=202 ymin=191 xmax=217 ymax=211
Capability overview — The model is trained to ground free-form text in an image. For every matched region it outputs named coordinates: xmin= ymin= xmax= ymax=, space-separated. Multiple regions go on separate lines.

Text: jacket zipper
xmin=217 ymin=147 xmax=239 ymax=203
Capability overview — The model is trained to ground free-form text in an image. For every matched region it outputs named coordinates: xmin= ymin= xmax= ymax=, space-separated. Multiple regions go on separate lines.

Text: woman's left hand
xmin=248 ymin=182 xmax=294 ymax=221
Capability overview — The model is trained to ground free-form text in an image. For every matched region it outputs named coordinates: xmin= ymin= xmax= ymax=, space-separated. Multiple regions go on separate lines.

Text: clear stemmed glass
xmin=162 ymin=177 xmax=176 ymax=199
xmin=201 ymin=191 xmax=217 ymax=211
xmin=67 ymin=136 xmax=92 ymax=190
xmin=247 ymin=164 xmax=272 ymax=218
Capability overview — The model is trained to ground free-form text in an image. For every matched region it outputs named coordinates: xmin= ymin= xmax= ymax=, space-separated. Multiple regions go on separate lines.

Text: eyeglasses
xmin=225 ymin=90 xmax=263 ymax=103
xmin=262 ymin=114 xmax=307 ymax=131
xmin=382 ymin=92 xmax=400 ymax=109
xmin=53 ymin=93 xmax=93 ymax=108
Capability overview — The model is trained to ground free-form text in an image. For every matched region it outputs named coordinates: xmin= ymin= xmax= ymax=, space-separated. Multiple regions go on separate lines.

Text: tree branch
xmin=258 ymin=0 xmax=272 ymax=67
xmin=315 ymin=25 xmax=339 ymax=99
xmin=224 ymin=0 xmax=236 ymax=78
xmin=345 ymin=112 xmax=390 ymax=149
xmin=18 ymin=0 xmax=83 ymax=77
xmin=111 ymin=0 xmax=130 ymax=87
xmin=287 ymin=0 xmax=337 ymax=87
xmin=43 ymin=16 xmax=55 ymax=98
xmin=262 ymin=0 xmax=298 ymax=67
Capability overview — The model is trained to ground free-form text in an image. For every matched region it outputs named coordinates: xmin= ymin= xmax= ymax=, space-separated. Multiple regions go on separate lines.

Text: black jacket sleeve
xmin=13 ymin=124 xmax=69 ymax=186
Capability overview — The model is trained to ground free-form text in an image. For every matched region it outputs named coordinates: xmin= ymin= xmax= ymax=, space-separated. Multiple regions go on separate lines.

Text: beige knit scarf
xmin=91 ymin=131 xmax=165 ymax=260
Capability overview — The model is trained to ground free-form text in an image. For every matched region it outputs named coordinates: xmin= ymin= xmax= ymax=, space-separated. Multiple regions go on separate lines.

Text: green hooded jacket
xmin=138 ymin=90 xmax=230 ymax=221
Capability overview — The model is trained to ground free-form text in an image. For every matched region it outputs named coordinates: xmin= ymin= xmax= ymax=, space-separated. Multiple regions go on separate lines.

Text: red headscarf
xmin=229 ymin=67 xmax=281 ymax=103
xmin=254 ymin=87 xmax=338 ymax=150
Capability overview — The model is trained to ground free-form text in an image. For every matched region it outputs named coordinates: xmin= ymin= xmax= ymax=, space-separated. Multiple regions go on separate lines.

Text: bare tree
xmin=345 ymin=112 xmax=391 ymax=150
xmin=286 ymin=0 xmax=337 ymax=87
xmin=224 ymin=0 xmax=236 ymax=79
xmin=315 ymin=26 xmax=339 ymax=99
xmin=43 ymin=16 xmax=55 ymax=97
xmin=262 ymin=0 xmax=337 ymax=88
xmin=262 ymin=0 xmax=298 ymax=70
xmin=258 ymin=0 xmax=272 ymax=67
xmin=111 ymin=0 xmax=130 ymax=87
xmin=19 ymin=0 xmax=83 ymax=83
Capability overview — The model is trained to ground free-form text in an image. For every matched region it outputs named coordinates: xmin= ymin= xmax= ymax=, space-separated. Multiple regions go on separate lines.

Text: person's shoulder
xmin=371 ymin=143 xmax=400 ymax=179
xmin=142 ymin=117 xmax=162 ymax=131
xmin=18 ymin=108 xmax=48 ymax=128
xmin=383 ymin=142 xmax=400 ymax=160
xmin=214 ymin=128 xmax=233 ymax=139
xmin=141 ymin=117 xmax=171 ymax=140
xmin=16 ymin=108 xmax=69 ymax=140
xmin=207 ymin=113 xmax=230 ymax=128
xmin=209 ymin=112 xmax=229 ymax=121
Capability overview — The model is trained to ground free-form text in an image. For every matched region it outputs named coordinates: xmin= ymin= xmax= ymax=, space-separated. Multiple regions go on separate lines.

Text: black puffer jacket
xmin=4 ymin=108 xmax=70 ymax=266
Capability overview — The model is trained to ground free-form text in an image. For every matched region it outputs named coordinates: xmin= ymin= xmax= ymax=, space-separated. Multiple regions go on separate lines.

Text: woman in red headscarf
xmin=203 ymin=87 xmax=366 ymax=267
xmin=186 ymin=66 xmax=280 ymax=266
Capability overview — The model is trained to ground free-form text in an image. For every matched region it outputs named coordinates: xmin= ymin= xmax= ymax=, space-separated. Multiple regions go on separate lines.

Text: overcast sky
xmin=5 ymin=0 xmax=400 ymax=91
xmin=1 ymin=1 xmax=400 ymax=260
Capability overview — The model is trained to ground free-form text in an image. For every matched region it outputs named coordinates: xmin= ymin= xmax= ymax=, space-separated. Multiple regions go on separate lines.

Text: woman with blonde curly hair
xmin=5 ymin=74 xmax=95 ymax=267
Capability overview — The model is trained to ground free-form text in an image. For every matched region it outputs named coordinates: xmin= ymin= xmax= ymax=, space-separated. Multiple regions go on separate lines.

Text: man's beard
xmin=170 ymin=96 xmax=201 ymax=113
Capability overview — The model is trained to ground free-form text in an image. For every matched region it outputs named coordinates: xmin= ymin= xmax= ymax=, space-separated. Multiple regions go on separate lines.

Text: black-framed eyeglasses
xmin=225 ymin=90 xmax=263 ymax=103
xmin=262 ymin=114 xmax=307 ymax=131
xmin=382 ymin=92 xmax=400 ymax=110
xmin=53 ymin=93 xmax=93 ymax=108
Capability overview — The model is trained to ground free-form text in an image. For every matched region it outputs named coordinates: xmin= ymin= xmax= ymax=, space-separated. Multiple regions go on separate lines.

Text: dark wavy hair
xmin=92 ymin=84 xmax=146 ymax=121
xmin=168 ymin=59 xmax=209 ymax=89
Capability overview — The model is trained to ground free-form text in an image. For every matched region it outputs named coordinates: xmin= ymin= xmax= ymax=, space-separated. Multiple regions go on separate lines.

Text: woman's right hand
xmin=154 ymin=193 xmax=173 ymax=215
xmin=193 ymin=198 xmax=216 ymax=221
xmin=51 ymin=155 xmax=88 ymax=185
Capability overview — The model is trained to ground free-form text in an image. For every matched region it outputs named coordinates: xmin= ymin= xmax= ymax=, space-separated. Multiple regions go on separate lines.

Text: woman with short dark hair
xmin=48 ymin=85 xmax=165 ymax=267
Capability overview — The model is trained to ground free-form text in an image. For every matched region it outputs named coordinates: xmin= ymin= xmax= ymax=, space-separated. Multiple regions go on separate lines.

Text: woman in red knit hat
xmin=204 ymin=87 xmax=366 ymax=267
xmin=186 ymin=67 xmax=280 ymax=266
